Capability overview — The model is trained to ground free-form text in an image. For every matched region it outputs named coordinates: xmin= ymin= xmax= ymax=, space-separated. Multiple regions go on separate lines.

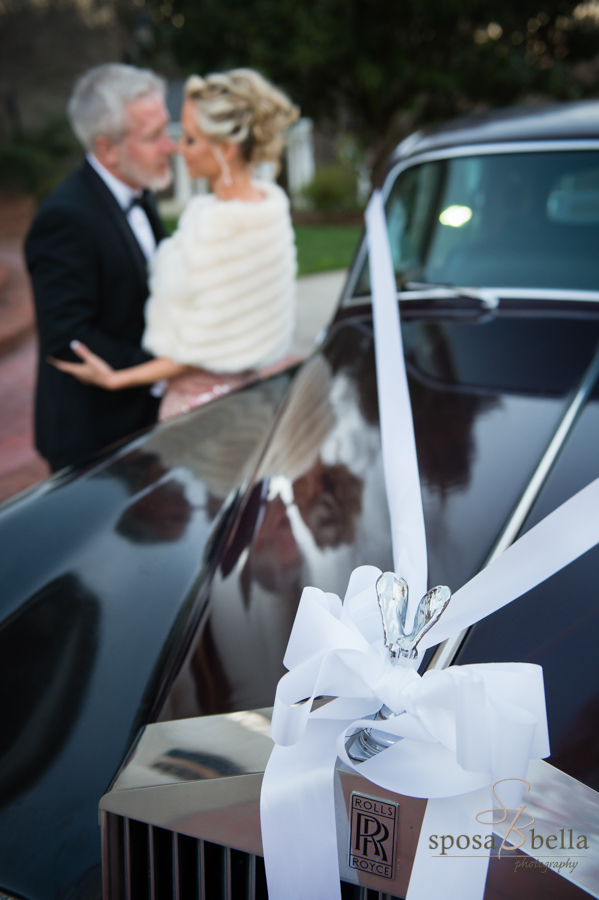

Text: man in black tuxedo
xmin=25 ymin=64 xmax=175 ymax=471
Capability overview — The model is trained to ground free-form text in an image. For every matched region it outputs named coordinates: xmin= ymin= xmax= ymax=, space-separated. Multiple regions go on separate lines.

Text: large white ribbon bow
xmin=272 ymin=565 xmax=549 ymax=800
xmin=262 ymin=564 xmax=550 ymax=900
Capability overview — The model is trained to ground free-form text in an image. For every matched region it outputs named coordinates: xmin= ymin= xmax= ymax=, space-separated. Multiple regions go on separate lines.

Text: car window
xmin=403 ymin=317 xmax=599 ymax=396
xmin=547 ymin=165 xmax=599 ymax=224
xmin=354 ymin=150 xmax=599 ymax=293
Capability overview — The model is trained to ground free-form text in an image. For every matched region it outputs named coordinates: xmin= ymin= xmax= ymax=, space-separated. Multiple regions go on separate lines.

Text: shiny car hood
xmin=160 ymin=311 xmax=599 ymax=721
xmin=1 ymin=304 xmax=599 ymax=899
xmin=0 ymin=372 xmax=292 ymax=900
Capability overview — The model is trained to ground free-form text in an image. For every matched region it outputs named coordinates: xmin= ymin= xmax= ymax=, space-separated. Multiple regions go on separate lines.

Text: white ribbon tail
xmin=366 ymin=191 xmax=428 ymax=613
xmin=261 ymin=720 xmax=343 ymax=900
xmin=422 ymin=474 xmax=599 ymax=649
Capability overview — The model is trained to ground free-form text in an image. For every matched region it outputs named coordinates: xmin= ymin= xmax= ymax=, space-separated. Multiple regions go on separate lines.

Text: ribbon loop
xmin=263 ymin=565 xmax=554 ymax=900
xmin=272 ymin=568 xmax=549 ymax=769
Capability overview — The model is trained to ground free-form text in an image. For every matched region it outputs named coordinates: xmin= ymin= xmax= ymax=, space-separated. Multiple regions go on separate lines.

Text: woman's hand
xmin=49 ymin=341 xmax=121 ymax=390
xmin=49 ymin=342 xmax=191 ymax=390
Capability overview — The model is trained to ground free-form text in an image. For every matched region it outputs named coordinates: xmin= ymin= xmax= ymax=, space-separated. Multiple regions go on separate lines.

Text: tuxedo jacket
xmin=25 ymin=160 xmax=165 ymax=471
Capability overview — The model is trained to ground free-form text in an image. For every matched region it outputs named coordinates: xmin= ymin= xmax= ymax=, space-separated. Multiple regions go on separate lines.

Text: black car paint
xmin=2 ymin=309 xmax=593 ymax=899
xmin=158 ymin=312 xmax=599 ymax=717
xmin=1 ymin=103 xmax=599 ymax=899
xmin=392 ymin=100 xmax=599 ymax=163
xmin=457 ymin=380 xmax=599 ymax=792
xmin=0 ymin=374 xmax=292 ymax=900
xmin=1 ymin=316 xmax=596 ymax=900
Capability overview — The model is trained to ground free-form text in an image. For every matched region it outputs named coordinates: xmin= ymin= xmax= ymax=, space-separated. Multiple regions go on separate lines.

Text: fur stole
xmin=142 ymin=181 xmax=296 ymax=372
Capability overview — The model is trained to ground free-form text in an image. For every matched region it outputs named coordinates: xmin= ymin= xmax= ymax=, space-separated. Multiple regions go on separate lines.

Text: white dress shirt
xmin=86 ymin=154 xmax=157 ymax=262
xmin=87 ymin=154 xmax=167 ymax=397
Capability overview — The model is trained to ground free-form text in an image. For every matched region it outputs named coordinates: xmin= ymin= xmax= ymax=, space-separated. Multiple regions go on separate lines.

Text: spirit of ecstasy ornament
xmin=347 ymin=572 xmax=451 ymax=761
xmin=377 ymin=571 xmax=451 ymax=660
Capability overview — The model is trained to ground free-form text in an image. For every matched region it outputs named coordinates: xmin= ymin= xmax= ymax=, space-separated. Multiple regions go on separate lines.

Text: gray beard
xmin=117 ymin=156 xmax=173 ymax=192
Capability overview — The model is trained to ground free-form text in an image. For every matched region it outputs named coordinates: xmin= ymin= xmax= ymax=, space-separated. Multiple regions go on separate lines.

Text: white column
xmin=286 ymin=118 xmax=315 ymax=205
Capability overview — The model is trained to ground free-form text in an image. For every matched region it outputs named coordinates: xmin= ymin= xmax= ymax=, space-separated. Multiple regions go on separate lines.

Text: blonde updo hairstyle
xmin=184 ymin=68 xmax=299 ymax=164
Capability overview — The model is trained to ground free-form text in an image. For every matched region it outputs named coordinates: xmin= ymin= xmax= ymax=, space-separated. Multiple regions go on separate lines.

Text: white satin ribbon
xmin=272 ymin=566 xmax=549 ymax=796
xmin=366 ymin=193 xmax=428 ymax=610
xmin=260 ymin=190 xmax=599 ymax=900
xmin=261 ymin=562 xmax=552 ymax=900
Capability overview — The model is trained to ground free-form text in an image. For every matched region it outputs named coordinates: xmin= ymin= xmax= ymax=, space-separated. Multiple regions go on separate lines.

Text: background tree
xmin=122 ymin=0 xmax=599 ymax=173
xmin=0 ymin=0 xmax=121 ymax=196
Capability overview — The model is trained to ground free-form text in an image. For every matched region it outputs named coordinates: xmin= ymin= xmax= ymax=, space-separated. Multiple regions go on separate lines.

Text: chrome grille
xmin=102 ymin=812 xmax=404 ymax=900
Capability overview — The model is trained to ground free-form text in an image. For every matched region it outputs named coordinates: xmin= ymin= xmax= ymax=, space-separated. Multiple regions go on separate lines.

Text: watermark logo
xmin=476 ymin=778 xmax=535 ymax=858
xmin=427 ymin=778 xmax=588 ymax=874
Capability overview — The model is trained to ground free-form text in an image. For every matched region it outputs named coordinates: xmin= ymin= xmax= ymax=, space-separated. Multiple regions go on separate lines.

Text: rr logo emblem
xmin=349 ymin=792 xmax=398 ymax=879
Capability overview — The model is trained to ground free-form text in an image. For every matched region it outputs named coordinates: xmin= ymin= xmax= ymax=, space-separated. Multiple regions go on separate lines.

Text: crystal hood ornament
xmin=348 ymin=572 xmax=451 ymax=761
xmin=377 ymin=571 xmax=451 ymax=660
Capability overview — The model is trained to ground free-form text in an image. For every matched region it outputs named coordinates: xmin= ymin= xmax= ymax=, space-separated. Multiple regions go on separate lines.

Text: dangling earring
xmin=212 ymin=145 xmax=233 ymax=187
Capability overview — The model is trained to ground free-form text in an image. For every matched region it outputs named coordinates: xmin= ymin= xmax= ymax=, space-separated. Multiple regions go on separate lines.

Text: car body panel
xmin=158 ymin=312 xmax=599 ymax=723
xmin=392 ymin=101 xmax=599 ymax=162
xmin=457 ymin=388 xmax=599 ymax=793
xmin=99 ymin=711 xmax=598 ymax=899
xmin=0 ymin=374 xmax=291 ymax=900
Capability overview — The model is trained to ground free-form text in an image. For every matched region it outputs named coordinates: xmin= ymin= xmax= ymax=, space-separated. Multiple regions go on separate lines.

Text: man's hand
xmin=49 ymin=340 xmax=120 ymax=390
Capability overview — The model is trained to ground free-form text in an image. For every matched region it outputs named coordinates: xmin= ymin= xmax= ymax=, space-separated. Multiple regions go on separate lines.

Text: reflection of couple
xmin=26 ymin=63 xmax=298 ymax=472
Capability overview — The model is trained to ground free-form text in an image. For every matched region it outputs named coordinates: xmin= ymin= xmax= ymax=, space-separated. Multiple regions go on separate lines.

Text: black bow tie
xmin=124 ymin=190 xmax=165 ymax=245
xmin=126 ymin=191 xmax=153 ymax=216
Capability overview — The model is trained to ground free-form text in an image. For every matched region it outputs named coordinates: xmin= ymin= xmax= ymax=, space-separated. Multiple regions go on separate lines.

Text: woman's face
xmin=179 ymin=99 xmax=231 ymax=181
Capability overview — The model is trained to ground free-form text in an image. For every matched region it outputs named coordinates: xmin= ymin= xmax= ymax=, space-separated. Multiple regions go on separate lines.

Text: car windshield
xmin=355 ymin=150 xmax=599 ymax=293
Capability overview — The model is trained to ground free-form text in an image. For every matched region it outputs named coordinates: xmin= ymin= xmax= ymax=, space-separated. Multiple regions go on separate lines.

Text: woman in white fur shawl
xmin=53 ymin=69 xmax=299 ymax=419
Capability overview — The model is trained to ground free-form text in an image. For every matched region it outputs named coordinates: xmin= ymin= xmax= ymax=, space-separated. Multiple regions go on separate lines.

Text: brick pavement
xmin=0 ymin=240 xmax=36 ymax=359
xmin=0 ymin=337 xmax=49 ymax=504
xmin=0 ymin=196 xmax=49 ymax=505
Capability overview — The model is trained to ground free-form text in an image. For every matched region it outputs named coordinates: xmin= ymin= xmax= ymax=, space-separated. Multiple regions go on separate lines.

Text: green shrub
xmin=0 ymin=144 xmax=59 ymax=198
xmin=302 ymin=166 xmax=359 ymax=213
xmin=0 ymin=116 xmax=80 ymax=199
xmin=35 ymin=116 xmax=80 ymax=159
xmin=162 ymin=216 xmax=179 ymax=237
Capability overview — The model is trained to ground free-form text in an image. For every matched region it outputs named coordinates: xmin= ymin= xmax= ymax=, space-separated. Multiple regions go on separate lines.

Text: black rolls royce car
xmin=1 ymin=101 xmax=599 ymax=900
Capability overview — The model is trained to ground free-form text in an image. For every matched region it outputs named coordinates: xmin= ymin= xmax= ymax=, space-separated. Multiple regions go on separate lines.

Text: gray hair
xmin=68 ymin=63 xmax=166 ymax=151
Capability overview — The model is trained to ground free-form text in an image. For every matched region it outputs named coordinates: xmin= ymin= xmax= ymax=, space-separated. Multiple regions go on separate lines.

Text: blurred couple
xmin=26 ymin=63 xmax=299 ymax=472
